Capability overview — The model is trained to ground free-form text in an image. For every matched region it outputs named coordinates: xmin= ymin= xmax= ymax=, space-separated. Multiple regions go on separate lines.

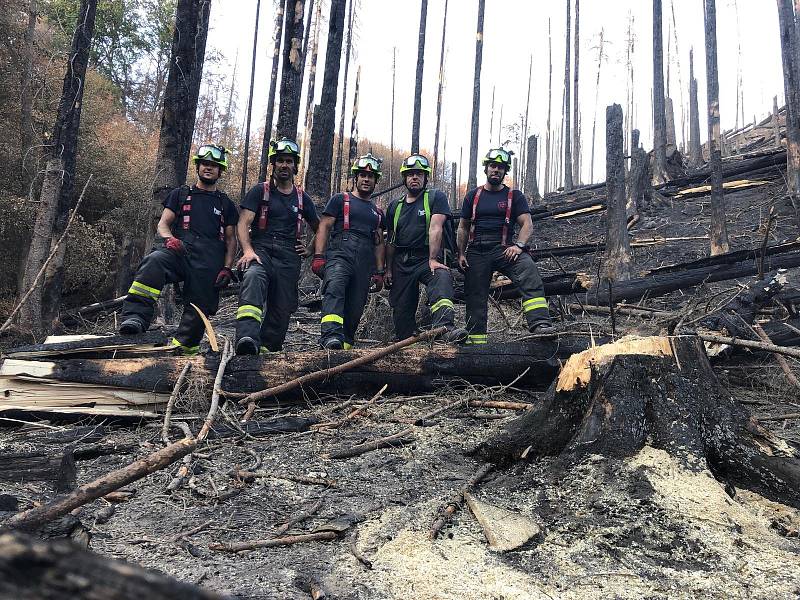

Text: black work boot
xmin=236 ymin=336 xmax=259 ymax=355
xmin=529 ymin=321 xmax=556 ymax=334
xmin=119 ymin=318 xmax=145 ymax=335
xmin=441 ymin=326 xmax=468 ymax=344
xmin=322 ymin=337 xmax=343 ymax=350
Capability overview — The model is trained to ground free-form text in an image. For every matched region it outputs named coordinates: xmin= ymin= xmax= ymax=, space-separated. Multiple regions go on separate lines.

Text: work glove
xmin=164 ymin=236 xmax=185 ymax=255
xmin=311 ymin=254 xmax=326 ymax=278
xmin=370 ymin=271 xmax=385 ymax=293
xmin=214 ymin=267 xmax=233 ymax=289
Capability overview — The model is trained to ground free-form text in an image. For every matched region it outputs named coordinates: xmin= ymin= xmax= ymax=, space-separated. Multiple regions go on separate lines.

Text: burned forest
xmin=2 ymin=1 xmax=800 ymax=599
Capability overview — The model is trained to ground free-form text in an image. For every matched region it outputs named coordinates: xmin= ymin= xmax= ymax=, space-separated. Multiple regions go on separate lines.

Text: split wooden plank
xmin=463 ymin=492 xmax=541 ymax=552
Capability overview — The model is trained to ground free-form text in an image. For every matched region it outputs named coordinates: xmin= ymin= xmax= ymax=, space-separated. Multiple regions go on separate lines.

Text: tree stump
xmin=477 ymin=335 xmax=800 ymax=508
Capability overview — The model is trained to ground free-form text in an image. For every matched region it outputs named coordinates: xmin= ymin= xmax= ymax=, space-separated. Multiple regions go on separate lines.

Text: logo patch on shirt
xmin=497 ymin=200 xmax=508 ymax=211
xmin=418 ymin=209 xmax=426 ymax=217
xmin=292 ymin=206 xmax=299 ymax=213
xmin=213 ymin=207 xmax=222 ymax=216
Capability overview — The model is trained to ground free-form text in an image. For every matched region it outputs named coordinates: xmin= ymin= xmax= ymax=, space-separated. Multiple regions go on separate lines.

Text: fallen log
xmin=209 ymin=531 xmax=338 ymax=553
xmin=0 ymin=530 xmax=227 ymax=599
xmin=0 ymin=450 xmax=77 ymax=492
xmin=477 ymin=335 xmax=800 ymax=508
xmin=60 ymin=296 xmax=125 ymax=328
xmin=660 ymin=147 xmax=786 ymax=192
xmin=4 ymin=331 xmax=172 ymax=359
xmin=531 ymin=197 xmax=606 ymax=221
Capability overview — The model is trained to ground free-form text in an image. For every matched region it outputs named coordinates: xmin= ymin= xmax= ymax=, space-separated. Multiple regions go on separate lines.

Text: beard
xmin=198 ymin=174 xmax=219 ymax=185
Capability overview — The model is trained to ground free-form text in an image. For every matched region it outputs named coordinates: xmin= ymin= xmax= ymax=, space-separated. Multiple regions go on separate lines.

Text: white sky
xmin=204 ymin=0 xmax=786 ymax=187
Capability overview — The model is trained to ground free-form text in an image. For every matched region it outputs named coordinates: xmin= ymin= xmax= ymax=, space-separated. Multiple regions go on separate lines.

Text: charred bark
xmin=411 ymin=0 xmax=428 ymax=154
xmin=689 ymin=48 xmax=703 ymax=168
xmin=432 ymin=0 xmax=448 ymax=178
xmin=563 ymin=0 xmax=573 ymax=191
xmin=239 ymin=0 xmax=261 ymax=200
xmin=257 ymin=0 xmax=286 ymax=183
xmin=467 ymin=0 xmax=485 ymax=191
xmin=777 ymin=0 xmax=800 ymax=230
xmin=523 ymin=135 xmax=540 ymax=202
xmin=19 ymin=0 xmax=38 ymax=197
xmin=604 ymin=104 xmax=632 ymax=281
xmin=0 ymin=450 xmax=76 ymax=493
xmin=332 ymin=0 xmax=354 ymax=193
xmin=276 ymin=0 xmax=306 ymax=139
xmin=652 ymin=0 xmax=668 ymax=183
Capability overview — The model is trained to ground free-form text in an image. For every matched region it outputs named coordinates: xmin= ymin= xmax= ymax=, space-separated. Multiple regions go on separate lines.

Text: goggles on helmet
xmin=403 ymin=155 xmax=430 ymax=170
xmin=270 ymin=138 xmax=300 ymax=156
xmin=482 ymin=148 xmax=513 ymax=167
xmin=353 ymin=155 xmax=382 ymax=172
xmin=196 ymin=144 xmax=226 ymax=162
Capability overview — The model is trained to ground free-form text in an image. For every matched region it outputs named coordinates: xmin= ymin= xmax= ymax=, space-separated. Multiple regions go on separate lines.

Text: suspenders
xmin=343 ymin=193 xmax=381 ymax=233
xmin=258 ymin=182 xmax=305 ymax=241
xmin=178 ymin=188 xmax=225 ymax=241
xmin=468 ymin=186 xmax=514 ymax=246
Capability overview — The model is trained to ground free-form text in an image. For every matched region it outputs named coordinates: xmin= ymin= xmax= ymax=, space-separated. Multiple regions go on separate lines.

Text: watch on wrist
xmin=514 ymin=241 xmax=528 ymax=251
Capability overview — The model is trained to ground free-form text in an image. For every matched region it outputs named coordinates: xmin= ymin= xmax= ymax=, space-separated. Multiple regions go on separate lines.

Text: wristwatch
xmin=514 ymin=242 xmax=529 ymax=251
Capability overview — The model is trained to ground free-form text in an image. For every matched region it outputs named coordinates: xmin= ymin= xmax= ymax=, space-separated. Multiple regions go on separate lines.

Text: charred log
xmin=0 ymin=450 xmax=76 ymax=492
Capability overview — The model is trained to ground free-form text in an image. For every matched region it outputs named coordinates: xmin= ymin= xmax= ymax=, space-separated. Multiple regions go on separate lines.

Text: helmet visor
xmin=354 ymin=156 xmax=381 ymax=171
xmin=403 ymin=155 xmax=430 ymax=170
xmin=272 ymin=139 xmax=300 ymax=155
xmin=485 ymin=149 xmax=511 ymax=164
xmin=196 ymin=145 xmax=225 ymax=161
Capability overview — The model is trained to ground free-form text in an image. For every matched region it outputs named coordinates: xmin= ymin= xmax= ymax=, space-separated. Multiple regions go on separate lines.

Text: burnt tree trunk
xmin=432 ymin=0 xmax=448 ymax=178
xmin=774 ymin=95 xmax=782 ymax=147
xmin=347 ymin=66 xmax=361 ymax=177
xmin=777 ymin=0 xmax=800 ymax=230
xmin=652 ymin=0 xmax=668 ymax=184
xmin=478 ymin=336 xmax=800 ymax=509
xmin=467 ymin=0 xmax=485 ymax=191
xmin=411 ymin=0 xmax=428 ymax=154
xmin=589 ymin=28 xmax=605 ymax=184
xmin=0 ymin=450 xmax=76 ymax=493
xmin=305 ymin=0 xmax=346 ymax=202
xmin=544 ymin=18 xmax=553 ymax=193
xmin=239 ymin=0 xmax=261 ymax=200
xmin=705 ymin=0 xmax=730 ymax=255
xmin=523 ymin=135 xmax=540 ymax=202
xmin=19 ymin=0 xmax=38 ymax=196
xmin=572 ymin=0 xmax=581 ymax=184
xmin=665 ymin=96 xmax=676 ymax=147
xmin=276 ymin=0 xmax=306 ymax=139
xmin=299 ymin=0 xmax=322 ymax=184
xmin=562 ymin=0 xmax=573 ymax=191
xmin=628 ymin=129 xmax=651 ymax=215
xmin=258 ymin=0 xmax=286 ymax=183
xmin=332 ymin=0 xmax=354 ymax=193
xmin=18 ymin=0 xmax=97 ymax=333
xmin=688 ymin=48 xmax=703 ymax=168
xmin=604 ymin=104 xmax=632 ymax=281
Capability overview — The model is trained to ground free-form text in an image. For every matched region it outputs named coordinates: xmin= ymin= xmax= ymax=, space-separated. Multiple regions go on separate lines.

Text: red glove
xmin=311 ymin=254 xmax=326 ymax=278
xmin=214 ymin=267 xmax=233 ymax=289
xmin=370 ymin=272 xmax=385 ymax=293
xmin=164 ymin=236 xmax=185 ymax=254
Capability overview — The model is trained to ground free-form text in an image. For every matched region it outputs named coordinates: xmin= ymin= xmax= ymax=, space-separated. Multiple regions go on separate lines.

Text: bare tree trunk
xmin=240 ymin=0 xmax=261 ymax=201
xmin=488 ymin=86 xmax=495 ymax=146
xmin=18 ymin=0 xmax=98 ymax=332
xmin=389 ymin=47 xmax=396 ymax=187
xmin=563 ymin=0 xmax=573 ymax=191
xmin=652 ymin=0 xmax=668 ymax=184
xmin=605 ymin=104 xmax=632 ymax=281
xmin=589 ymin=28 xmax=605 ymax=184
xmin=221 ymin=51 xmax=239 ymax=146
xmin=512 ymin=156 xmax=518 ymax=190
xmin=258 ymin=0 xmax=286 ymax=182
xmin=432 ymin=0 xmax=448 ymax=179
xmin=306 ymin=0 xmax=346 ymax=202
xmin=665 ymin=96 xmax=676 ymax=147
xmin=572 ymin=0 xmax=581 ymax=185
xmin=520 ymin=55 xmax=532 ymax=187
xmin=670 ymin=0 xmax=687 ymax=151
xmin=524 ymin=135 xmax=540 ymax=202
xmin=301 ymin=0 xmax=315 ymax=60
xmin=300 ymin=0 xmax=322 ymax=185
xmin=774 ymin=95 xmax=782 ymax=147
xmin=705 ymin=0 xmax=729 ymax=255
xmin=411 ymin=0 xmax=428 ymax=154
xmin=498 ymin=104 xmax=503 ymax=146
xmin=347 ymin=66 xmax=361 ymax=182
xmin=276 ymin=0 xmax=306 ymax=139
xmin=544 ymin=18 xmax=552 ymax=194
xmin=689 ymin=48 xmax=703 ymax=168
xmin=19 ymin=0 xmax=38 ymax=197
xmin=778 ymin=0 xmax=800 ymax=230
xmin=333 ymin=0 xmax=354 ymax=193
xmin=628 ymin=128 xmax=650 ymax=217
xmin=467 ymin=0 xmax=485 ymax=191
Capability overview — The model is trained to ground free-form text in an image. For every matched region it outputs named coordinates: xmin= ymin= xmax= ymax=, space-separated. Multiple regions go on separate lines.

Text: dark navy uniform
xmin=460 ymin=185 xmax=550 ymax=345
xmin=319 ymin=193 xmax=384 ymax=349
xmin=236 ymin=183 xmax=318 ymax=352
xmin=120 ymin=186 xmax=238 ymax=353
xmin=386 ymin=189 xmax=457 ymax=339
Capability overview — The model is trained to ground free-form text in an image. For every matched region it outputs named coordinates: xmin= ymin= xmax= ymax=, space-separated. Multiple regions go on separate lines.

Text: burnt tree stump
xmin=478 ymin=335 xmax=800 ymax=508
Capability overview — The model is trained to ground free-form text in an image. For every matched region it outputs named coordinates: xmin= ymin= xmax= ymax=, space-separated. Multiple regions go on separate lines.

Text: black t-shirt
xmin=460 ymin=185 xmax=528 ymax=243
xmin=164 ymin=186 xmax=239 ymax=240
xmin=386 ymin=189 xmax=450 ymax=249
xmin=240 ymin=183 xmax=319 ymax=243
xmin=323 ymin=193 xmax=384 ymax=240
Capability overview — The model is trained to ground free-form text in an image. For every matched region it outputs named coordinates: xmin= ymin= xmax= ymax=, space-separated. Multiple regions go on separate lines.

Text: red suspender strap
xmin=468 ymin=187 xmax=483 ymax=242
xmin=500 ymin=188 xmax=514 ymax=247
xmin=181 ymin=194 xmax=192 ymax=230
xmin=295 ymin=186 xmax=304 ymax=240
xmin=258 ymin=182 xmax=270 ymax=230
xmin=343 ymin=193 xmax=350 ymax=231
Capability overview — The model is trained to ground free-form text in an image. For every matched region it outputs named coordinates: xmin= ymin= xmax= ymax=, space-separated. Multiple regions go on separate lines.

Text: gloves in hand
xmin=311 ymin=254 xmax=326 ymax=278
xmin=164 ymin=236 xmax=185 ymax=254
xmin=370 ymin=272 xmax=385 ymax=293
xmin=214 ymin=267 xmax=233 ymax=289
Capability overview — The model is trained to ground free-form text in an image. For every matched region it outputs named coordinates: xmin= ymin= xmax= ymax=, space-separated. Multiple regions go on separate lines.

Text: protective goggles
xmin=354 ymin=155 xmax=381 ymax=171
xmin=196 ymin=145 xmax=226 ymax=161
xmin=485 ymin=148 xmax=512 ymax=164
xmin=403 ymin=155 xmax=430 ymax=170
xmin=271 ymin=139 xmax=300 ymax=154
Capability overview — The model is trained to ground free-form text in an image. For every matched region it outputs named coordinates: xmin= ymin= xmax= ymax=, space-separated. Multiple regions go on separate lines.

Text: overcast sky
xmin=204 ymin=0 xmax=786 ymax=188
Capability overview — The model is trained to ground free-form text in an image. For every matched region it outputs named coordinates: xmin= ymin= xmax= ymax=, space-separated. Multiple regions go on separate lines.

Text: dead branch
xmin=326 ymin=428 xmax=415 ymax=459
xmin=235 ymin=470 xmax=335 ymax=487
xmin=170 ymin=519 xmax=213 ymax=544
xmin=162 ymin=361 xmax=192 ymax=444
xmin=698 ymin=332 xmax=800 ymax=360
xmin=468 ymin=400 xmax=532 ymax=411
xmin=197 ymin=340 xmax=233 ymax=441
xmin=312 ymin=384 xmax=388 ymax=430
xmin=209 ymin=531 xmax=338 ymax=553
xmin=274 ymin=497 xmax=324 ymax=537
xmin=429 ymin=463 xmax=494 ymax=539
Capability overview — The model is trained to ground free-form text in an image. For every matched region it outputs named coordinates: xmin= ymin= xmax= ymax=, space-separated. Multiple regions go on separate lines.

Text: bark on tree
xmin=18 ymin=0 xmax=97 ymax=332
xmin=665 ymin=96 xmax=676 ymax=147
xmin=589 ymin=28 xmax=605 ymax=184
xmin=467 ymin=0 xmax=485 ymax=191
xmin=652 ymin=0 xmax=668 ymax=184
xmin=258 ymin=0 xmax=286 ymax=183
xmin=451 ymin=161 xmax=458 ymax=211
xmin=520 ymin=56 xmax=532 ymax=187
xmin=299 ymin=0 xmax=322 ymax=185
xmin=545 ymin=18 xmax=553 ymax=194
xmin=411 ymin=0 xmax=428 ymax=154
xmin=390 ymin=47 xmax=396 ymax=187
xmin=572 ymin=0 xmax=581 ymax=184
xmin=688 ymin=48 xmax=703 ymax=168
xmin=604 ymin=104 xmax=632 ymax=282
xmin=333 ymin=0 xmax=355 ymax=193
xmin=523 ymin=135 xmax=540 ymax=202
xmin=347 ymin=66 xmax=361 ymax=173
xmin=19 ymin=0 xmax=38 ymax=197
xmin=774 ymin=95 xmax=782 ymax=147
xmin=777 ymin=0 xmax=800 ymax=230
xmin=306 ymin=0 xmax=346 ymax=202
xmin=705 ymin=0 xmax=730 ymax=255
xmin=301 ymin=0 xmax=315 ymax=61
xmin=432 ymin=0 xmax=449 ymax=179
xmin=240 ymin=0 xmax=261 ymax=201
xmin=276 ymin=0 xmax=306 ymax=139
xmin=563 ymin=0 xmax=574 ymax=191
xmin=628 ymin=129 xmax=651 ymax=215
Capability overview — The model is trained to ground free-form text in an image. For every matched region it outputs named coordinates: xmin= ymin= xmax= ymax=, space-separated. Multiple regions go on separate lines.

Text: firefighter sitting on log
xmin=118 ymin=144 xmax=239 ymax=354
xmin=456 ymin=147 xmax=554 ymax=345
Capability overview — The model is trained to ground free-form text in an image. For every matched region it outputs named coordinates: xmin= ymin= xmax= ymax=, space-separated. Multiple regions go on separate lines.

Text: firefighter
xmin=456 ymin=147 xmax=554 ymax=345
xmin=235 ymin=138 xmax=319 ymax=355
xmin=313 ymin=154 xmax=386 ymax=350
xmin=119 ymin=144 xmax=239 ymax=354
xmin=385 ymin=154 xmax=466 ymax=342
